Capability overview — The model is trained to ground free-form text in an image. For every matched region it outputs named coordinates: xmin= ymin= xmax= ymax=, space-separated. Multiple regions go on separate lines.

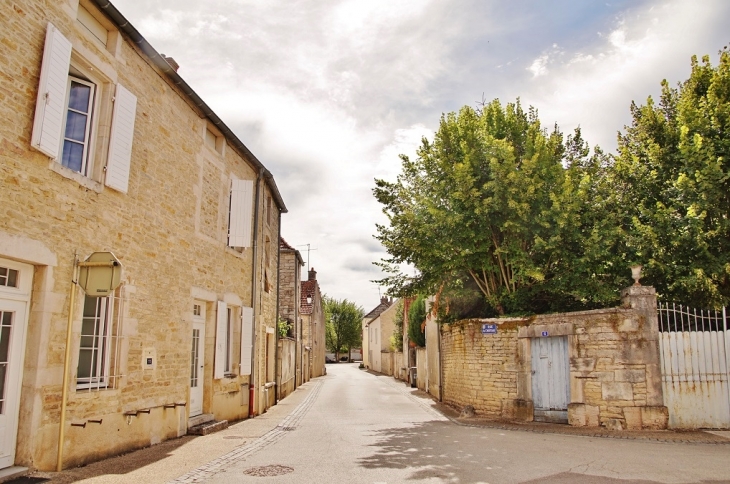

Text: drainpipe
xmin=274 ymin=209 xmax=282 ymax=402
xmin=249 ymin=169 xmax=263 ymax=418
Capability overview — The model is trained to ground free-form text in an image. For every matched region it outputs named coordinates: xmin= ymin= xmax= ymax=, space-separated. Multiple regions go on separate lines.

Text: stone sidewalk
xmin=10 ymin=371 xmax=730 ymax=484
xmin=9 ymin=380 xmax=320 ymax=484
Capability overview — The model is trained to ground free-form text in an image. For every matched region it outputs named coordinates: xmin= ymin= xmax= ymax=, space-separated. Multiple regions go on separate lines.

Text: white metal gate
xmin=531 ymin=336 xmax=570 ymax=423
xmin=658 ymin=303 xmax=730 ymax=429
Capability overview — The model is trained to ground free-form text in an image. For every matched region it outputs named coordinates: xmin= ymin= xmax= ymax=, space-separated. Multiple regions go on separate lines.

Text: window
xmin=0 ymin=267 xmax=18 ymax=288
xmin=214 ymin=301 xmax=236 ymax=378
xmin=77 ymin=294 xmax=116 ymax=389
xmin=61 ymin=76 xmax=95 ymax=174
xmin=225 ymin=307 xmax=233 ymax=373
xmin=31 ymin=23 xmax=137 ymax=193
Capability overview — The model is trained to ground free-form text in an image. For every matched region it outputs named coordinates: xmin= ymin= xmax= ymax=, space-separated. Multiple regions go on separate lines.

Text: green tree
xmin=389 ymin=299 xmax=404 ymax=351
xmin=407 ymin=295 xmax=426 ymax=347
xmin=324 ymin=296 xmax=364 ymax=361
xmin=612 ymin=49 xmax=730 ymax=307
xmin=374 ymin=99 xmax=619 ymax=316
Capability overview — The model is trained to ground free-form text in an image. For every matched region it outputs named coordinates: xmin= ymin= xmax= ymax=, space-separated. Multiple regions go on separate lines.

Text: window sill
xmin=50 ymin=162 xmax=103 ymax=193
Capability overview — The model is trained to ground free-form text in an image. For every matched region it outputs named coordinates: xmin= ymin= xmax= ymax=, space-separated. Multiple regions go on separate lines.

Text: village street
xmin=184 ymin=364 xmax=729 ymax=484
xmin=16 ymin=363 xmax=730 ymax=484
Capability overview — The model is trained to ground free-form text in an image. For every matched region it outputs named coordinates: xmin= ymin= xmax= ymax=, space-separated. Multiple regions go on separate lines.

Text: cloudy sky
xmin=111 ymin=0 xmax=729 ymax=313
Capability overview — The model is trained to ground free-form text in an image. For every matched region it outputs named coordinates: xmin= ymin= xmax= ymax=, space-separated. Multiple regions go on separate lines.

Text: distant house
xmin=277 ymin=238 xmax=304 ymax=399
xmin=362 ymin=297 xmax=395 ymax=371
xmin=301 ymin=268 xmax=326 ymax=379
xmin=0 ymin=0 xmax=285 ymax=472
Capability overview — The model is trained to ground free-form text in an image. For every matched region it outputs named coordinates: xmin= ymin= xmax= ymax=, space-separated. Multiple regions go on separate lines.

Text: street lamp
xmin=306 ymin=294 xmax=312 ymax=305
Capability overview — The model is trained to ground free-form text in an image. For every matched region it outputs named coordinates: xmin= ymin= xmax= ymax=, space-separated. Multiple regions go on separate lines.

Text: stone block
xmin=570 ymin=357 xmax=596 ymax=372
xmin=615 ymin=369 xmax=645 ymax=383
xmin=602 ymin=382 xmax=633 ymax=401
xmin=513 ymin=399 xmax=533 ymax=421
xmin=623 ymin=407 xmax=642 ymax=430
xmin=568 ymin=403 xmax=586 ymax=426
xmin=618 ymin=318 xmax=639 ymax=332
xmin=586 ymin=404 xmax=600 ymax=427
xmin=641 ymin=406 xmax=668 ymax=430
xmin=604 ymin=418 xmax=624 ymax=431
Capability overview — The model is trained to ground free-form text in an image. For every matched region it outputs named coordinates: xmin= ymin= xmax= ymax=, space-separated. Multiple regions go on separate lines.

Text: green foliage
xmin=323 ymin=295 xmax=364 ymax=358
xmin=277 ymin=317 xmax=291 ymax=338
xmin=374 ymin=99 xmax=621 ymax=316
xmin=391 ymin=299 xmax=404 ymax=351
xmin=407 ymin=295 xmax=426 ymax=347
xmin=609 ymin=50 xmax=730 ymax=307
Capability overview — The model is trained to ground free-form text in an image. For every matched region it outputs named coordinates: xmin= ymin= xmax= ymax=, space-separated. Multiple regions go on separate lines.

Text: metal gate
xmin=531 ymin=336 xmax=570 ymax=423
xmin=658 ymin=303 xmax=730 ymax=429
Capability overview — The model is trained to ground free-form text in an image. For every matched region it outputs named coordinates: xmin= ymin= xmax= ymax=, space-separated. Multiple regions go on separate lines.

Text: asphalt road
xmin=205 ymin=363 xmax=730 ymax=484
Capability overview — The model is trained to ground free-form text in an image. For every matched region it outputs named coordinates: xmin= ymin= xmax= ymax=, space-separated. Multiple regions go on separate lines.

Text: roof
xmin=91 ymin=0 xmax=287 ymax=213
xmin=363 ymin=297 xmax=394 ymax=321
xmin=280 ymin=237 xmax=304 ymax=265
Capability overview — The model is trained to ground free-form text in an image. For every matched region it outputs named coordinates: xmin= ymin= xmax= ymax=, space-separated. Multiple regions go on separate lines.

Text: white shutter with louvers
xmin=228 ymin=179 xmax=254 ymax=248
xmin=214 ymin=301 xmax=227 ymax=379
xmin=31 ymin=23 xmax=72 ymax=159
xmin=240 ymin=306 xmax=253 ymax=375
xmin=105 ymin=83 xmax=137 ymax=193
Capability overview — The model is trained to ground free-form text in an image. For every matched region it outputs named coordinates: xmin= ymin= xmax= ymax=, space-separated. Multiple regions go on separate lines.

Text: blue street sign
xmin=541 ymin=331 xmax=549 ymax=337
xmin=482 ymin=324 xmax=497 ymax=334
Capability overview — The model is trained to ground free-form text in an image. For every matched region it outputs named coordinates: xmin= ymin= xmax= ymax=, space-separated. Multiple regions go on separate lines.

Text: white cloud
xmin=109 ymin=0 xmax=729 ymax=311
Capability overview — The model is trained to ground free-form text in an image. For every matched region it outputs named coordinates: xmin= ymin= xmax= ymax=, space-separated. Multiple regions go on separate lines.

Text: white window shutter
xmin=214 ymin=301 xmax=227 ymax=379
xmin=228 ymin=179 xmax=254 ymax=248
xmin=31 ymin=23 xmax=71 ymax=159
xmin=240 ymin=306 xmax=253 ymax=375
xmin=105 ymin=83 xmax=137 ymax=193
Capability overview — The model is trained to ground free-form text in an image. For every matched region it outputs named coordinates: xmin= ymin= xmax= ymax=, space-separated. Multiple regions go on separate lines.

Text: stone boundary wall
xmin=441 ymin=287 xmax=668 ymax=430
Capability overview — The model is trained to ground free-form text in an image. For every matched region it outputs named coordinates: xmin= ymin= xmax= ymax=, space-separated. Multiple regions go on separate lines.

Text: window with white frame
xmin=61 ymin=76 xmax=96 ymax=174
xmin=31 ymin=22 xmax=137 ymax=193
xmin=76 ymin=289 xmax=123 ymax=390
xmin=214 ymin=301 xmax=237 ymax=378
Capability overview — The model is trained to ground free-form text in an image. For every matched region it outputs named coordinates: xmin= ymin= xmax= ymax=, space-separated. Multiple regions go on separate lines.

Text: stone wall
xmin=441 ymin=287 xmax=667 ymax=430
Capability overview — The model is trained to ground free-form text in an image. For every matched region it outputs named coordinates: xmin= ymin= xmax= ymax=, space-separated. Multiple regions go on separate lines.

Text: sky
xmin=109 ymin=0 xmax=729 ymax=313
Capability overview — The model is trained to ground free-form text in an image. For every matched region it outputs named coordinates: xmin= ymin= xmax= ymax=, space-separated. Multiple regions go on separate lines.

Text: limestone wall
xmin=1 ymin=0 xmax=280 ymax=470
xmin=441 ymin=287 xmax=667 ymax=430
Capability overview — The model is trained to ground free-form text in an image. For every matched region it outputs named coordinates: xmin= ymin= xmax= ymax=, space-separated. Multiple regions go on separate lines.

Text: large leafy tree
xmin=324 ymin=296 xmax=363 ymax=361
xmin=374 ymin=99 xmax=620 ymax=315
xmin=612 ymin=50 xmax=730 ymax=307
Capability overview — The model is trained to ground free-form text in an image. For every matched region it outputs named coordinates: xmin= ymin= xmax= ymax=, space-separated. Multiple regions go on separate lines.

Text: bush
xmin=407 ymin=295 xmax=426 ymax=347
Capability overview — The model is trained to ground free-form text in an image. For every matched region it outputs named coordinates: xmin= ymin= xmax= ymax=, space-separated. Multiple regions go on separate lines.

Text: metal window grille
xmin=76 ymin=286 xmax=125 ymax=391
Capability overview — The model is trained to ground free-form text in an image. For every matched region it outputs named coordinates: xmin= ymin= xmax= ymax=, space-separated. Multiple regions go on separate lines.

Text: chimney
xmin=160 ymin=54 xmax=179 ymax=72
xmin=308 ymin=267 xmax=317 ymax=281
xmin=381 ymin=296 xmax=389 ymax=304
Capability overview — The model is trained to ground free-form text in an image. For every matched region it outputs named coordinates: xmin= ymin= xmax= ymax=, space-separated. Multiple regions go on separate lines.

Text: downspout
xmin=249 ymin=169 xmax=263 ymax=418
xmin=274 ymin=209 xmax=282 ymax=402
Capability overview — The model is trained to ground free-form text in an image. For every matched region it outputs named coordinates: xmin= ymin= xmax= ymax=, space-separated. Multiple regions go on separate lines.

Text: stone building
xmin=361 ymin=297 xmax=394 ymax=370
xmin=277 ymin=238 xmax=304 ymax=398
xmin=301 ymin=268 xmax=325 ymax=379
xmin=0 ymin=0 xmax=285 ymax=473
xmin=363 ymin=298 xmax=398 ymax=374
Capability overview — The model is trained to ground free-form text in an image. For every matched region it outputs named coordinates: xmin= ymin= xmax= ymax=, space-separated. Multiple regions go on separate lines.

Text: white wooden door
xmin=0 ymin=259 xmax=32 ymax=469
xmin=189 ymin=303 xmax=206 ymax=417
xmin=531 ymin=336 xmax=570 ymax=423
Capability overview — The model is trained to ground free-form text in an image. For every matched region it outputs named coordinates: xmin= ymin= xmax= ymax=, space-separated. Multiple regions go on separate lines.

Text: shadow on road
xmin=357 ymin=420 xmax=475 ymax=483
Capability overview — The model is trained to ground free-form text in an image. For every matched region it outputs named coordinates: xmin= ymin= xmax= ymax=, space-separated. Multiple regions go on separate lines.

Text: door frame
xmin=0 ymin=258 xmax=33 ymax=470
xmin=189 ymin=302 xmax=206 ymax=417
